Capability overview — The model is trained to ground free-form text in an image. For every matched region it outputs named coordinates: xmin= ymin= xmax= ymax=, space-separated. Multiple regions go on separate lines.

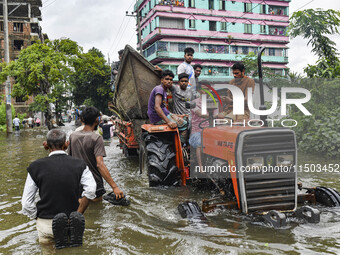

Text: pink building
xmin=135 ymin=0 xmax=290 ymax=81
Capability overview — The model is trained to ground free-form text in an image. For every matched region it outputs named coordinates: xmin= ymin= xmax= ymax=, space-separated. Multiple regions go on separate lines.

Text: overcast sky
xmin=40 ymin=0 xmax=340 ymax=75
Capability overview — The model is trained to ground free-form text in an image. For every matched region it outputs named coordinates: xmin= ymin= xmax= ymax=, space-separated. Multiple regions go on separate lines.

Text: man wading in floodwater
xmin=68 ymin=106 xmax=124 ymax=201
xmin=21 ymin=129 xmax=96 ymax=249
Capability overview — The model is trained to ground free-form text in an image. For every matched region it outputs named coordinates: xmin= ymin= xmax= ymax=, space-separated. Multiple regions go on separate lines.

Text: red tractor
xmin=112 ymin=45 xmax=340 ymax=227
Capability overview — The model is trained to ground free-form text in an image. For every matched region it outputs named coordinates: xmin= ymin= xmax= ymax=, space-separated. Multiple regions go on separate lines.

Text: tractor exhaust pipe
xmin=257 ymin=47 xmax=268 ymax=127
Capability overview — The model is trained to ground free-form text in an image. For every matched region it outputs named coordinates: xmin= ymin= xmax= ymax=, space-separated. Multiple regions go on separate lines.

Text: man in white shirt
xmin=27 ymin=116 xmax=33 ymax=128
xmin=13 ymin=115 xmax=20 ymax=131
xmin=177 ymin=47 xmax=196 ymax=89
xmin=21 ymin=129 xmax=96 ymax=249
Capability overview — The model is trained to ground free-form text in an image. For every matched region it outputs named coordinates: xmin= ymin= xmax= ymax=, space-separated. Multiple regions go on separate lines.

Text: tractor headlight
xmin=246 ymin=156 xmax=264 ymax=170
xmin=276 ymin=154 xmax=294 ymax=167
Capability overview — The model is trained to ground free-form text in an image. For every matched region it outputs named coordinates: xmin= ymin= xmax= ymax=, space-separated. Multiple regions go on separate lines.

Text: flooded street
xmin=0 ymin=124 xmax=340 ymax=254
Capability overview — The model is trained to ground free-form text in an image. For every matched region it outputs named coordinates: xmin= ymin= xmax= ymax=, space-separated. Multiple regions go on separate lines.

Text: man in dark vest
xmin=21 ymin=129 xmax=96 ymax=249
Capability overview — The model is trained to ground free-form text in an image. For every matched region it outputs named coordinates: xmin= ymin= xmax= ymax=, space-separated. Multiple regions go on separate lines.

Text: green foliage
xmin=0 ymin=39 xmax=83 ymax=129
xmin=304 ymin=58 xmax=340 ymax=78
xmin=286 ymin=79 xmax=340 ymax=157
xmin=237 ymin=52 xmax=283 ymax=78
xmin=70 ymin=47 xmax=112 ymax=114
xmin=0 ymin=103 xmax=21 ymax=131
xmin=284 ymin=9 xmax=340 ymax=157
xmin=289 ymin=9 xmax=340 ymax=65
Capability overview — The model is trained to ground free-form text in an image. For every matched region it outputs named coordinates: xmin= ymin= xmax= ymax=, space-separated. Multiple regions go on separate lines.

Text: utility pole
xmin=3 ymin=0 xmax=13 ymax=133
xmin=126 ymin=11 xmax=142 ymax=54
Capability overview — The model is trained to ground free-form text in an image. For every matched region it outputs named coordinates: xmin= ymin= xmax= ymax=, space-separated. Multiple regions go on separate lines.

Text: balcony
xmin=158 ymin=0 xmax=184 ymax=7
xmin=268 ymin=5 xmax=288 ymax=16
xmin=268 ymin=26 xmax=287 ymax=36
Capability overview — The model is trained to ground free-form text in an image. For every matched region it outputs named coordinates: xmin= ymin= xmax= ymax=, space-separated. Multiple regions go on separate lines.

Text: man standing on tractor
xmin=171 ymin=73 xmax=193 ymax=116
xmin=177 ymin=47 xmax=196 ymax=89
xmin=193 ymin=64 xmax=202 ymax=88
xmin=221 ymin=62 xmax=255 ymax=120
xmin=147 ymin=70 xmax=187 ymax=131
xmin=170 ymin=72 xmax=193 ymax=143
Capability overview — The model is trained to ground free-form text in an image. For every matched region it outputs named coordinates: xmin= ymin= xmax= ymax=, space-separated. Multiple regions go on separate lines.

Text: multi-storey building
xmin=0 ymin=0 xmax=44 ymax=112
xmin=135 ymin=0 xmax=290 ymax=81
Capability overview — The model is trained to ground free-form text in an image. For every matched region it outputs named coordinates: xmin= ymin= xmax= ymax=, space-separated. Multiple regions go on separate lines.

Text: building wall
xmin=135 ymin=0 xmax=290 ymax=81
xmin=0 ymin=0 xmax=43 ymax=110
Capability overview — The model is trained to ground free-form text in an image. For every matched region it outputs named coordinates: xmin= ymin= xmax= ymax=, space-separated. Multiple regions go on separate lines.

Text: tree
xmin=304 ymin=58 xmax=340 ymax=78
xmin=70 ymin=48 xmax=112 ymax=114
xmin=237 ymin=52 xmax=283 ymax=78
xmin=289 ymin=9 xmax=340 ymax=66
xmin=0 ymin=39 xmax=82 ymax=129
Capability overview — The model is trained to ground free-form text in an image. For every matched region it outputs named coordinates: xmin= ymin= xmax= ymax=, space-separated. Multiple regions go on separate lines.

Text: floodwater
xmin=0 ymin=124 xmax=339 ymax=255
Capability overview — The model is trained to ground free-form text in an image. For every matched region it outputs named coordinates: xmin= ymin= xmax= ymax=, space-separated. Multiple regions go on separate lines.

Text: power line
xmin=112 ymin=18 xmax=133 ymax=55
xmin=108 ymin=16 xmax=127 ymax=53
xmin=42 ymin=0 xmax=58 ymax=9
xmin=108 ymin=0 xmax=135 ymax=54
xmin=244 ymin=0 xmax=316 ymax=41
xmin=204 ymin=1 xmax=263 ymax=41
xmin=292 ymin=0 xmax=315 ymax=13
xmin=42 ymin=0 xmax=52 ymax=5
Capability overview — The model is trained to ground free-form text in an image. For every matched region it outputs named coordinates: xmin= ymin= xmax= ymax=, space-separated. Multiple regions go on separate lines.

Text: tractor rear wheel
xmin=142 ymin=132 xmax=180 ymax=187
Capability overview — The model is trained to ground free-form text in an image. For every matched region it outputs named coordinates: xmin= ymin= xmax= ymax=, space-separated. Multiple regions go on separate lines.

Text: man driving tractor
xmin=221 ymin=62 xmax=255 ymax=121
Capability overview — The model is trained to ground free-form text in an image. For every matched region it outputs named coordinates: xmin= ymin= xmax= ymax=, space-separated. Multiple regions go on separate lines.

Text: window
xmin=31 ymin=23 xmax=40 ymax=34
xmin=269 ymin=26 xmax=286 ymax=36
xmin=16 ymin=96 xmax=25 ymax=103
xmin=249 ymin=47 xmax=258 ymax=54
xmin=204 ymin=66 xmax=229 ymax=76
xmin=201 ymin=44 xmax=228 ymax=54
xmin=146 ymin=44 xmax=156 ymax=57
xmin=13 ymin=23 xmax=23 ymax=32
xmin=219 ymin=0 xmax=226 ymax=10
xmin=177 ymin=42 xmax=199 ymax=53
xmin=271 ymin=69 xmax=283 ymax=75
xmin=159 ymin=17 xmax=185 ymax=29
xmin=244 ymin=3 xmax=252 ymax=13
xmin=244 ymin=24 xmax=252 ymax=34
xmin=269 ymin=48 xmax=275 ymax=56
xmin=242 ymin=47 xmax=249 ymax=55
xmin=157 ymin=41 xmax=168 ymax=51
xmin=0 ymin=22 xmax=3 ymax=31
xmin=283 ymin=49 xmax=287 ymax=57
xmin=209 ymin=21 xmax=216 ymax=31
xmin=221 ymin=22 xmax=227 ymax=31
xmin=209 ymin=0 xmax=214 ymax=10
xmin=178 ymin=43 xmax=186 ymax=52
xmin=260 ymin=5 xmax=266 ymax=14
xmin=260 ymin=25 xmax=266 ymax=34
xmin=189 ymin=19 xmax=196 ymax=29
xmin=13 ymin=40 xmax=24 ymax=50
xmin=231 ymin=46 xmax=238 ymax=54
xmin=159 ymin=0 xmax=184 ymax=6
xmin=268 ymin=6 xmax=287 ymax=16
xmin=188 ymin=0 xmax=195 ymax=8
